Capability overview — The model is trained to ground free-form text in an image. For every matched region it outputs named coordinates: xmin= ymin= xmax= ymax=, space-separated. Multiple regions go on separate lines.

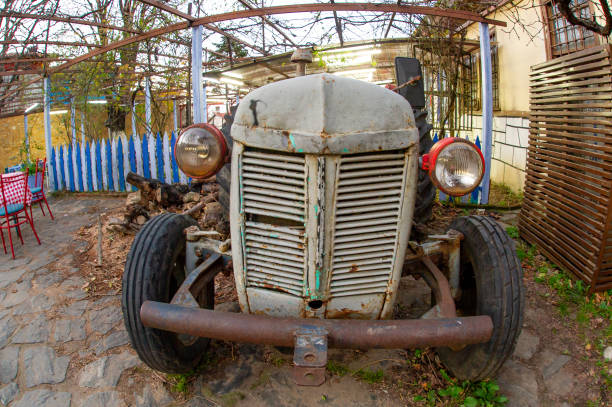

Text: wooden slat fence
xmin=48 ymin=131 xmax=189 ymax=194
xmin=520 ymin=44 xmax=612 ymax=292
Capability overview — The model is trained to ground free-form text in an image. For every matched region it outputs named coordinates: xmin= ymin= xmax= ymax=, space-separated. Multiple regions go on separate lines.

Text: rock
xmin=136 ymin=215 xmax=147 ymax=225
xmin=12 ymin=314 xmax=49 ymax=344
xmin=12 ymin=293 xmax=56 ymax=316
xmin=183 ymin=192 xmax=201 ymax=203
xmin=126 ymin=191 xmax=142 ymax=206
xmin=11 ymin=389 xmax=71 ymax=407
xmin=93 ymin=330 xmax=130 ymax=355
xmin=54 ymin=319 xmax=87 ymax=342
xmin=63 ymin=300 xmax=89 ymax=317
xmin=88 ymin=306 xmax=123 ymax=334
xmin=0 ymin=382 xmax=18 ymax=406
xmin=62 ymin=290 xmax=88 ymax=300
xmin=0 ymin=317 xmax=17 ymax=349
xmin=542 ymin=354 xmax=571 ymax=379
xmin=80 ymin=391 xmax=125 ymax=407
xmin=497 ymin=360 xmax=539 ymax=407
xmin=604 ymin=346 xmax=612 ymax=361
xmin=33 ymin=271 xmax=63 ymax=289
xmin=134 ymin=385 xmax=174 ymax=407
xmin=78 ymin=351 xmax=139 ymax=388
xmin=208 ymin=359 xmax=253 ymax=395
xmin=544 ymin=365 xmax=576 ymax=397
xmin=1 ymin=288 xmax=29 ymax=308
xmin=59 ymin=276 xmax=87 ymax=290
xmin=513 ymin=330 xmax=539 ymax=360
xmin=0 ymin=257 xmax=29 ymax=272
xmin=23 ymin=346 xmax=70 ymax=387
xmin=0 ymin=346 xmax=19 ymax=383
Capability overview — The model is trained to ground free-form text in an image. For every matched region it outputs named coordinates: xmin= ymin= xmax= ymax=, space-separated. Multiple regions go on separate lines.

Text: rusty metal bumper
xmin=140 ymin=301 xmax=492 ymax=349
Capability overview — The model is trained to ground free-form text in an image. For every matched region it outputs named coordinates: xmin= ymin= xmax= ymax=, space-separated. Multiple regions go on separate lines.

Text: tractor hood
xmin=230 ymin=73 xmax=419 ymax=154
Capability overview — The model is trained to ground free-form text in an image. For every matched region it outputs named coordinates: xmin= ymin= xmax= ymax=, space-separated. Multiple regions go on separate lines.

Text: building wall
xmin=0 ymin=100 xmax=178 ymax=172
xmin=459 ymin=114 xmax=530 ymax=193
xmin=463 ymin=0 xmax=549 ymax=192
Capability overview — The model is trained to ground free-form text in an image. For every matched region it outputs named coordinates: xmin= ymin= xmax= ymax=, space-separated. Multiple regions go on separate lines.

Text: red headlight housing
xmin=421 ymin=137 xmax=485 ymax=197
xmin=174 ymin=123 xmax=228 ymax=180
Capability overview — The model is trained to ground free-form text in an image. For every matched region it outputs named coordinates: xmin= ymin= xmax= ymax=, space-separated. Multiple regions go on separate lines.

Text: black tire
xmin=122 ymin=213 xmax=213 ymax=373
xmin=413 ymin=109 xmax=435 ymax=224
xmin=436 ymin=216 xmax=524 ymax=380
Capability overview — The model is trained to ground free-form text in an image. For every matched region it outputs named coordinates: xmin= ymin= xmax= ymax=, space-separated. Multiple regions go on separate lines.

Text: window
xmin=546 ymin=0 xmax=597 ymax=58
xmin=470 ymin=30 xmax=500 ymax=112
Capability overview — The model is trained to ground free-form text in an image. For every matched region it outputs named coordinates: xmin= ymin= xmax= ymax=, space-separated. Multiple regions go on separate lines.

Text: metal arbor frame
xmin=1 ymin=1 xmax=503 ymax=203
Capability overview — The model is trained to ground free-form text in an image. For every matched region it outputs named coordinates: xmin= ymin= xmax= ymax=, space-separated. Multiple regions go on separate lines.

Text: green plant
xmin=516 ymin=243 xmax=536 ymax=264
xmin=167 ymin=372 xmax=192 ymax=394
xmin=326 ymin=360 xmax=350 ymax=377
xmin=505 ymin=226 xmax=519 ymax=239
xmin=414 ymin=370 xmax=507 ymax=407
xmin=354 ymin=368 xmax=384 ymax=383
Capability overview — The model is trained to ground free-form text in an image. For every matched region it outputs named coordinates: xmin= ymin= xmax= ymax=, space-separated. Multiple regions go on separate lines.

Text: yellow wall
xmin=0 ymin=99 xmax=177 ymax=172
xmin=0 ymin=113 xmax=69 ymax=172
xmin=465 ymin=0 xmax=548 ymax=113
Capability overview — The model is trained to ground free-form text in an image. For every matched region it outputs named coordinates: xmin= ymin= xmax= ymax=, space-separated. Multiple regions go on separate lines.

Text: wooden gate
xmin=520 ymin=44 xmax=612 ymax=293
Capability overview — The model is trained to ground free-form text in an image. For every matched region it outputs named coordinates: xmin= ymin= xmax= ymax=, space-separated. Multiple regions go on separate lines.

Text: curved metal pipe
xmin=141 ymin=301 xmax=493 ymax=349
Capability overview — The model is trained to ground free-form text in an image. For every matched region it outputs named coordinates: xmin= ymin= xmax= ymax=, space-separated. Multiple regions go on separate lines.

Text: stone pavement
xmin=0 ymin=198 xmax=588 ymax=406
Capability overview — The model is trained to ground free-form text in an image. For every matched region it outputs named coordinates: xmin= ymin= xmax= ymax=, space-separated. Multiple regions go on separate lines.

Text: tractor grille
xmin=238 ymin=147 xmax=407 ymax=299
xmin=329 ymin=152 xmax=405 ymax=298
xmin=241 ymin=149 xmax=306 ymax=297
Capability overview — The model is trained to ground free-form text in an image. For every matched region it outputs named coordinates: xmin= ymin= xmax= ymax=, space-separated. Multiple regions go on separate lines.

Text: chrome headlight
xmin=422 ymin=138 xmax=485 ymax=196
xmin=175 ymin=123 xmax=228 ymax=180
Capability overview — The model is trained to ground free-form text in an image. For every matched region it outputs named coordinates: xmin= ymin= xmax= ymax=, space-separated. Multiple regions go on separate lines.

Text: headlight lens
xmin=423 ymin=138 xmax=484 ymax=196
xmin=175 ymin=123 xmax=228 ymax=179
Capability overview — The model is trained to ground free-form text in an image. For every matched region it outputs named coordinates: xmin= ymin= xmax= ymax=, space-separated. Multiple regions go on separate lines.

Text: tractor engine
xmin=227 ymin=74 xmax=419 ymax=319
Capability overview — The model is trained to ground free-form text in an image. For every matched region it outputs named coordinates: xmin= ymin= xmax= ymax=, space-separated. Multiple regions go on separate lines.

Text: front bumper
xmin=143 ymin=244 xmax=493 ymax=385
xmin=141 ymin=301 xmax=493 ymax=349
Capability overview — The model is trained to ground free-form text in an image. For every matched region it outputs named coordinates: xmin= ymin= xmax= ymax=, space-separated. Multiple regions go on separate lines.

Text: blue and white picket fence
xmin=48 ymin=132 xmax=187 ymax=192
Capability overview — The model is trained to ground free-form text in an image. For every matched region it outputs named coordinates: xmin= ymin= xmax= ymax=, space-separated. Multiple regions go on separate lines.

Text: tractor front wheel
xmin=436 ymin=215 xmax=524 ymax=380
xmin=122 ymin=213 xmax=214 ymax=373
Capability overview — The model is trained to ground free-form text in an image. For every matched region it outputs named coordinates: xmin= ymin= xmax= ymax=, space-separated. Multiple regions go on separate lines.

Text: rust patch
xmin=349 ymin=264 xmax=359 ymax=273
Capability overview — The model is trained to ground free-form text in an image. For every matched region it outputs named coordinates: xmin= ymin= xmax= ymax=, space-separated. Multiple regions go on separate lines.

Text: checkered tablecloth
xmin=1 ymin=172 xmax=32 ymax=206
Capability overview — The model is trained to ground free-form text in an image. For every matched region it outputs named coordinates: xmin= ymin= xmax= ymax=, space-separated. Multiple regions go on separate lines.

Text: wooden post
xmin=43 ymin=76 xmax=53 ymax=190
xmin=191 ymin=25 xmax=204 ymax=123
xmin=173 ymin=99 xmax=178 ymax=132
xmin=479 ymin=22 xmax=493 ymax=205
xmin=70 ymin=97 xmax=76 ymax=144
xmin=80 ymin=112 xmax=86 ymax=144
xmin=145 ymin=78 xmax=152 ymax=136
xmin=24 ymin=113 xmax=29 ymax=162
xmin=131 ymin=101 xmax=137 ymax=137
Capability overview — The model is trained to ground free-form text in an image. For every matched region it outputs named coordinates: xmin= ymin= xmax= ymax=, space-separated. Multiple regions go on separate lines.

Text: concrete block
xmin=518 ymin=127 xmax=530 ymax=148
xmin=513 ymin=147 xmax=527 ymax=170
xmin=494 ymin=142 xmax=501 ymax=159
xmin=500 ymin=144 xmax=514 ymax=165
xmin=506 ymin=126 xmax=520 ymax=146
xmin=506 ymin=116 xmax=523 ymax=127
xmin=522 ymin=117 xmax=531 ymax=128
xmin=472 ymin=115 xmax=483 ymax=130
xmin=494 ymin=130 xmax=506 ymax=144
xmin=493 ymin=116 xmax=507 ymax=131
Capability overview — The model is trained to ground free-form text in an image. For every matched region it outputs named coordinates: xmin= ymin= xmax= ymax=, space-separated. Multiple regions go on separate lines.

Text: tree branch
xmin=554 ymin=0 xmax=611 ymax=36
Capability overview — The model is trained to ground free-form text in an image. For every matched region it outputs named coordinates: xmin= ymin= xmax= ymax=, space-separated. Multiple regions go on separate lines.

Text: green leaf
xmin=463 ymin=396 xmax=479 ymax=407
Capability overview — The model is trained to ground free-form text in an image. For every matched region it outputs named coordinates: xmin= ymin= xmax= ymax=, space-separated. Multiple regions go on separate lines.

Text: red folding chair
xmin=0 ymin=170 xmax=41 ymax=259
xmin=30 ymin=158 xmax=54 ymax=220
